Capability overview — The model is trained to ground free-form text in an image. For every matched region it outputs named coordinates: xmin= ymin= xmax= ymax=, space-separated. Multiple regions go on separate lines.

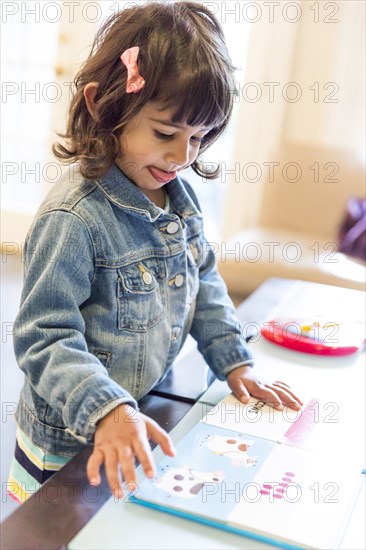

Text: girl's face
xmin=115 ymin=101 xmax=211 ymax=195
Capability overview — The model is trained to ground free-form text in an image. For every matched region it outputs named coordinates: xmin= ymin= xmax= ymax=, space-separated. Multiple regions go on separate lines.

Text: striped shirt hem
xmin=7 ymin=428 xmax=72 ymax=504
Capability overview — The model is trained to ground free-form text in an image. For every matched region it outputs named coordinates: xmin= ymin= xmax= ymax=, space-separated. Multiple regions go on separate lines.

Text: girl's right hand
xmin=86 ymin=404 xmax=176 ymax=499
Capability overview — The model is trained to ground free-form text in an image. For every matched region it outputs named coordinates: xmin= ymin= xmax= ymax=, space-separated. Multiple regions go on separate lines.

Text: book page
xmin=201 ymin=393 xmax=365 ymax=458
xmin=133 ymin=413 xmax=363 ymax=549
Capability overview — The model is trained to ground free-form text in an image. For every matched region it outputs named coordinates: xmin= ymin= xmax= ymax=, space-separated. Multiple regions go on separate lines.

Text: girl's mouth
xmin=148 ymin=166 xmax=177 ymax=183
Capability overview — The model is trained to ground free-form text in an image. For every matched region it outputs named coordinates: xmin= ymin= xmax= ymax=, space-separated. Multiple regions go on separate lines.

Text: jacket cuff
xmin=63 ymin=374 xmax=138 ymax=444
xmin=205 ymin=335 xmax=254 ymax=381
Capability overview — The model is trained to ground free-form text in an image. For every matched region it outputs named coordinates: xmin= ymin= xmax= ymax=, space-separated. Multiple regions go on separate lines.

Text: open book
xmin=130 ymin=393 xmax=365 ymax=550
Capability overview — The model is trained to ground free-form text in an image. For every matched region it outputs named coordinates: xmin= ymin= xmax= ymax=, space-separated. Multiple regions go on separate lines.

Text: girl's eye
xmin=154 ymin=130 xmax=206 ymax=144
xmin=154 ymin=130 xmax=174 ymax=141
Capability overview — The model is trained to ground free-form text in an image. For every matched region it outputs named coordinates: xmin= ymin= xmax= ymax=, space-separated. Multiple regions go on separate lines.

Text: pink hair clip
xmin=120 ymin=46 xmax=145 ymax=94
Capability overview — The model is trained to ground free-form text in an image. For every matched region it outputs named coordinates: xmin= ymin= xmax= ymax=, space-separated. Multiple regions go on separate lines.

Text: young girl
xmin=9 ymin=1 xmax=302 ymax=503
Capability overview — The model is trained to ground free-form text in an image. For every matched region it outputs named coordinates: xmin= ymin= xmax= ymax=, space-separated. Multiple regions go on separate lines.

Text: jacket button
xmin=142 ymin=271 xmax=152 ymax=284
xmin=167 ymin=221 xmax=179 ymax=234
xmin=174 ymin=274 xmax=184 ymax=287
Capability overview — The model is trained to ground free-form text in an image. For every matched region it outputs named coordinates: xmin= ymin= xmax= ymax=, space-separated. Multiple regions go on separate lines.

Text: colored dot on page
xmin=273 ymin=494 xmax=283 ymax=499
xmin=285 ymin=472 xmax=295 ymax=477
xmin=263 ymin=484 xmax=272 ymax=489
xmin=260 ymin=490 xmax=270 ymax=495
xmin=282 ymin=477 xmax=293 ymax=482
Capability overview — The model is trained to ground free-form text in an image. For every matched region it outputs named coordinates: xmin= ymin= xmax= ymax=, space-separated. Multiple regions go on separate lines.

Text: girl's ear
xmin=84 ymin=82 xmax=100 ymax=121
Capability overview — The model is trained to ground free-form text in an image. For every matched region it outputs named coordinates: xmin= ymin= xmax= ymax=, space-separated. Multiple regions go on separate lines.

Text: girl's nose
xmin=166 ymin=140 xmax=190 ymax=168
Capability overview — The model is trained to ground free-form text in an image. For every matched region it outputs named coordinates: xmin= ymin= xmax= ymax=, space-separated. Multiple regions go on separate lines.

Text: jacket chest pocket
xmin=117 ymin=260 xmax=166 ymax=332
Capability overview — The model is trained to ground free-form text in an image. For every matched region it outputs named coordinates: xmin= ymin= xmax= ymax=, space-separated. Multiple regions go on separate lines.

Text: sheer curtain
xmin=1 ymin=1 xmax=96 ymax=245
xmin=1 ymin=1 xmax=60 ymax=213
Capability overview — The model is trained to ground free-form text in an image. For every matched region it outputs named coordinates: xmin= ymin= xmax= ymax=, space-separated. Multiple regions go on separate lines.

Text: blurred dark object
xmin=338 ymin=197 xmax=366 ymax=262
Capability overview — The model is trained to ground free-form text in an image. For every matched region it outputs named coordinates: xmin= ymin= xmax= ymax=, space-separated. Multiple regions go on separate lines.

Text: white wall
xmin=222 ymin=0 xmax=365 ymax=240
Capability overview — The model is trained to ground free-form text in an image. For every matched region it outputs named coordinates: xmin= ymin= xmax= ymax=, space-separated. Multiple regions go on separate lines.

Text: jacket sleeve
xmin=13 ymin=209 xmax=138 ymax=445
xmin=183 ymin=182 xmax=254 ymax=380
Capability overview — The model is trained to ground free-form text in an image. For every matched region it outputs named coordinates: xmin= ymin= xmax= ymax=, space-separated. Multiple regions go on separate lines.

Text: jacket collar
xmin=95 ymin=163 xmax=200 ymax=222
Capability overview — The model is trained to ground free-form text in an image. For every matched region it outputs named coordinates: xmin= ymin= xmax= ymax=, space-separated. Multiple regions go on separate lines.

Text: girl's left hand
xmin=226 ymin=365 xmax=303 ymax=411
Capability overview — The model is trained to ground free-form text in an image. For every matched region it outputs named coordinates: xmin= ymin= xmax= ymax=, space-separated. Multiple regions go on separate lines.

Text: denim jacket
xmin=14 ymin=163 xmax=253 ymax=455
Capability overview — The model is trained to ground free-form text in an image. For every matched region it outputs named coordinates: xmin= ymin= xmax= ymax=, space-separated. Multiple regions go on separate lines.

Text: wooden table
xmin=1 ymin=278 xmax=363 ymax=550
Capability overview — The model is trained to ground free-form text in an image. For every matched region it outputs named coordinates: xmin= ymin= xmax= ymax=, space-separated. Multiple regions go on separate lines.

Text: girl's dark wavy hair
xmin=52 ymin=1 xmax=237 ymax=180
